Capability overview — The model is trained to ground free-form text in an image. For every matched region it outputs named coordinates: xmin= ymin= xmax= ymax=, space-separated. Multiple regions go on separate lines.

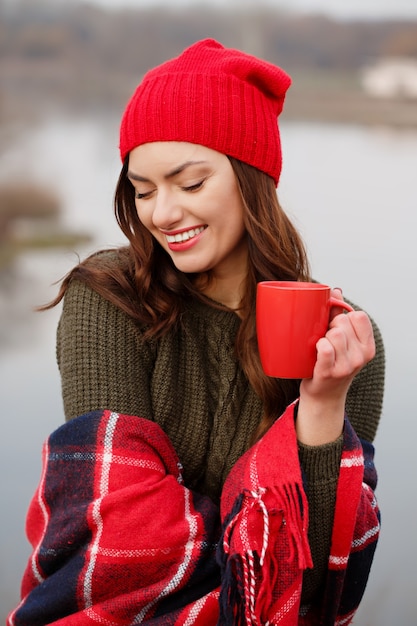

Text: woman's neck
xmin=197 ymin=269 xmax=247 ymax=313
xmin=193 ymin=241 xmax=249 ymax=313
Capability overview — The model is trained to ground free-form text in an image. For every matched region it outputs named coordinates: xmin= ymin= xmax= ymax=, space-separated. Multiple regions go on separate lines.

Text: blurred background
xmin=1 ymin=0 xmax=416 ymax=623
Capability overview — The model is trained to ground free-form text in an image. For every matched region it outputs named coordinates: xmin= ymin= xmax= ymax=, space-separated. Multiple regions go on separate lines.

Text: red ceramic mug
xmin=256 ymin=281 xmax=354 ymax=379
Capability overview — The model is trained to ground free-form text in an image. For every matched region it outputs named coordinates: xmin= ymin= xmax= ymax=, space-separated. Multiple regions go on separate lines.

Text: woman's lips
xmin=165 ymin=225 xmax=207 ymax=251
xmin=165 ymin=225 xmax=206 ymax=244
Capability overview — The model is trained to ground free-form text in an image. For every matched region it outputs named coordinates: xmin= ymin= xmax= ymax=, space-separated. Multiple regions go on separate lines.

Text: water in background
xmin=1 ymin=115 xmax=416 ymax=624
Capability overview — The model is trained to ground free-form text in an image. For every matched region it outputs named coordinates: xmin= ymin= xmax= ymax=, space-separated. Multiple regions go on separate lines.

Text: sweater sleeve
xmin=56 ymin=279 xmax=155 ymax=421
xmin=297 ymin=309 xmax=384 ymax=603
xmin=298 ymin=437 xmax=343 ymax=603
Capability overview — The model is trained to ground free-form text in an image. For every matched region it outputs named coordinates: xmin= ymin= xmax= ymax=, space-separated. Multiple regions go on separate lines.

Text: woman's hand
xmin=296 ymin=289 xmax=376 ymax=446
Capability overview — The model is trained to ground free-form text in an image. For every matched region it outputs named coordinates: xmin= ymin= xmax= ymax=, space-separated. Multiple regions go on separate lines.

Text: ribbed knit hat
xmin=119 ymin=38 xmax=291 ymax=185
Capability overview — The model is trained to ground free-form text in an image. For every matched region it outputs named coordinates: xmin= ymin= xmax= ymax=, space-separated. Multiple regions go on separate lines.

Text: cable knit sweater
xmin=56 ymin=270 xmax=385 ymax=603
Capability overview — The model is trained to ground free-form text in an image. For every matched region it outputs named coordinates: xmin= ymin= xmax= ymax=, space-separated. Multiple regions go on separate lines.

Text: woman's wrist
xmin=296 ymin=394 xmax=345 ymax=446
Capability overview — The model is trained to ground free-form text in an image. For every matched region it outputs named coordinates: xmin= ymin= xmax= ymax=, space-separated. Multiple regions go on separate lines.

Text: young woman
xmin=9 ymin=39 xmax=384 ymax=626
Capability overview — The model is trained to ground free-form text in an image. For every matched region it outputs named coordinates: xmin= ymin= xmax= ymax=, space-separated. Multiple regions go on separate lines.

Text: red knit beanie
xmin=119 ymin=38 xmax=291 ymax=186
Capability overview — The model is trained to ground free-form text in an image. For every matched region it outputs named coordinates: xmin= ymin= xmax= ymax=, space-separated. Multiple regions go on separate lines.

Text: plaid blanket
xmin=8 ymin=402 xmax=380 ymax=625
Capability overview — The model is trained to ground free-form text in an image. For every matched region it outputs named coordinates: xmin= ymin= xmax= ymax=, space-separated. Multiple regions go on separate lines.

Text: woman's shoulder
xmin=79 ymin=246 xmax=131 ymax=273
xmin=58 ymin=250 xmax=157 ymax=360
xmin=62 ymin=246 xmax=135 ymax=309
xmin=59 ymin=247 xmax=145 ymax=335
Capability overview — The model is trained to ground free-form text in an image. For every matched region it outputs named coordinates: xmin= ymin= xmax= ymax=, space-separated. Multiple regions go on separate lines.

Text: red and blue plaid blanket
xmin=8 ymin=402 xmax=380 ymax=625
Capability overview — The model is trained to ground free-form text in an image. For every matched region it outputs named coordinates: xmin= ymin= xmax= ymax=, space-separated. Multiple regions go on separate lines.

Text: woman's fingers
xmin=316 ymin=310 xmax=375 ymax=379
xmin=329 ymin=287 xmax=346 ymax=319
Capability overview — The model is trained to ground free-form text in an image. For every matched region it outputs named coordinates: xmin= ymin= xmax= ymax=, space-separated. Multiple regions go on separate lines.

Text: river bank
xmin=285 ymin=86 xmax=417 ymax=128
xmin=0 ymin=183 xmax=92 ymax=271
xmin=0 ymin=85 xmax=415 ymax=273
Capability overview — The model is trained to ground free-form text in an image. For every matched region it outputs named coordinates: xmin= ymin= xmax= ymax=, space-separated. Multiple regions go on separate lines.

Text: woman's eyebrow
xmin=127 ymin=160 xmax=208 ymax=182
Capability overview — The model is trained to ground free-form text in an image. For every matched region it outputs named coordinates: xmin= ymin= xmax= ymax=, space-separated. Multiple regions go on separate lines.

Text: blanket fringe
xmin=217 ymin=480 xmax=312 ymax=625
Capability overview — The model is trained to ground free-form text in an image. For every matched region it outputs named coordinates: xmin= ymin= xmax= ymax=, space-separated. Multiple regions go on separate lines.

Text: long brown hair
xmin=47 ymin=156 xmax=310 ymax=440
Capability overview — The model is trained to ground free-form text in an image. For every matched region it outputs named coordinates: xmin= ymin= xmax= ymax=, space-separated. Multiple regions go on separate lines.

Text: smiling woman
xmin=8 ymin=39 xmax=384 ymax=626
xmin=127 ymin=142 xmax=247 ymax=289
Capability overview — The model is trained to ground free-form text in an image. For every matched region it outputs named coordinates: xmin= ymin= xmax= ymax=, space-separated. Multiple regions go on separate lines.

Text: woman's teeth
xmin=166 ymin=226 xmax=205 ymax=243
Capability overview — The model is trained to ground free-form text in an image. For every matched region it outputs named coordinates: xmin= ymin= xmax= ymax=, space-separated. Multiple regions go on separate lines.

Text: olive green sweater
xmin=56 ymin=275 xmax=384 ymax=602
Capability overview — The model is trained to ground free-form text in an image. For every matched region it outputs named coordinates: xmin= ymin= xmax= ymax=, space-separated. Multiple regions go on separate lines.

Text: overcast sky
xmin=77 ymin=0 xmax=417 ymax=21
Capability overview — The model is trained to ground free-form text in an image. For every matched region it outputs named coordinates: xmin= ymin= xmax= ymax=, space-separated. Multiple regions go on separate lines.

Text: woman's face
xmin=127 ymin=142 xmax=247 ymax=278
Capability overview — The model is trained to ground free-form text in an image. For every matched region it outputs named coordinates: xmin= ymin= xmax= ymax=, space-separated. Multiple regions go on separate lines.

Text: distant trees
xmin=381 ymin=25 xmax=417 ymax=57
xmin=0 ymin=1 xmax=416 ymax=115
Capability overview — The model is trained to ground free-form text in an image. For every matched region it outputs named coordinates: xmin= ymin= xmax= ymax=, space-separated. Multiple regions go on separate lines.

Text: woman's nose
xmin=151 ymin=190 xmax=183 ymax=230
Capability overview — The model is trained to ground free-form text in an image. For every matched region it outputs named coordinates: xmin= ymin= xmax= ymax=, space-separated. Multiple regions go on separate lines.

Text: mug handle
xmin=329 ymin=297 xmax=354 ymax=313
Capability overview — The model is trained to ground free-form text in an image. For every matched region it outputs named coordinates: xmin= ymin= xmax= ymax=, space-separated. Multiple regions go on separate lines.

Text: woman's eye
xmin=182 ymin=180 xmax=205 ymax=192
xmin=135 ymin=190 xmax=152 ymax=200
